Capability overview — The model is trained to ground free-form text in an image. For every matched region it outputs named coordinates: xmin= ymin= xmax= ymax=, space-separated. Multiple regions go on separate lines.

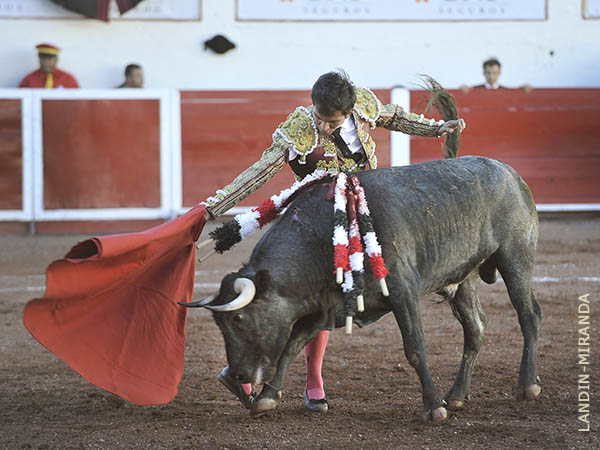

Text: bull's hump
xmin=356 ymin=156 xmax=512 ymax=194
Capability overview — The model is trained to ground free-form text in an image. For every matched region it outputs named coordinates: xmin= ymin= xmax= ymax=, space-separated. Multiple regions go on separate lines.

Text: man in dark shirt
xmin=117 ymin=64 xmax=144 ymax=88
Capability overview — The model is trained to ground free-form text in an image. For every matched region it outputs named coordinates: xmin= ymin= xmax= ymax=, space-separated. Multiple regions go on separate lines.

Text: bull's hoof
xmin=446 ymin=399 xmax=464 ymax=410
xmin=517 ymin=384 xmax=541 ymax=401
xmin=250 ymin=390 xmax=282 ymax=417
xmin=422 ymin=406 xmax=448 ymax=423
xmin=432 ymin=407 xmax=448 ymax=423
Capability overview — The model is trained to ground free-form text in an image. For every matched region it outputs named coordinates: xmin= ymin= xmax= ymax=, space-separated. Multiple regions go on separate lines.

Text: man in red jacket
xmin=19 ymin=43 xmax=79 ymax=89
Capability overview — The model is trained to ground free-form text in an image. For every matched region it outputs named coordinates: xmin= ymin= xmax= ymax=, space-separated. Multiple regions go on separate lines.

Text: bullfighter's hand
xmin=438 ymin=118 xmax=466 ymax=138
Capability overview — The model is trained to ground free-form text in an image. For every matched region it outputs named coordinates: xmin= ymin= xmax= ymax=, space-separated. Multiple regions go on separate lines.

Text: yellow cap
xmin=36 ymin=43 xmax=60 ymax=56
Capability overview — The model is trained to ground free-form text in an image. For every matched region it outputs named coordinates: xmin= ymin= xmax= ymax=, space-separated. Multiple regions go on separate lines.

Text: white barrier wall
xmin=0 ymin=1 xmax=598 ymax=90
xmin=0 ymin=88 xmax=181 ymax=222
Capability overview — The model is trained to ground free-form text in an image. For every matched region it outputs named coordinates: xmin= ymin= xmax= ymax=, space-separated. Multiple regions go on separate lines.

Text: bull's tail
xmin=421 ymin=75 xmax=461 ymax=159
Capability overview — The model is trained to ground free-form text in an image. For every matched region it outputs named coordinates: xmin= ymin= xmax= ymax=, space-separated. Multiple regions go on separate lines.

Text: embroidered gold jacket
xmin=204 ymin=87 xmax=443 ymax=217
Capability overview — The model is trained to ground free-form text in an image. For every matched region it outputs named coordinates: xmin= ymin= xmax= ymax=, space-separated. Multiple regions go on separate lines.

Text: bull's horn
xmin=205 ymin=278 xmax=256 ymax=312
xmin=178 ymin=294 xmax=216 ymax=308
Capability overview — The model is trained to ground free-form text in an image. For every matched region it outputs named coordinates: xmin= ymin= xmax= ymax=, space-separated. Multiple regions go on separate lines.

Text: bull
xmin=183 ymin=156 xmax=543 ymax=422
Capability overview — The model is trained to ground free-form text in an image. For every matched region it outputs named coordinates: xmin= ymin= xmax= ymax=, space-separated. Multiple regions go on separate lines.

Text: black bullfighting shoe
xmin=303 ymin=390 xmax=328 ymax=413
xmin=218 ymin=366 xmax=255 ymax=410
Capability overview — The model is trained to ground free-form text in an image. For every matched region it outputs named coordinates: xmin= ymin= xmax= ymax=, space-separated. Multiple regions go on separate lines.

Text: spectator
xmin=19 ymin=43 xmax=79 ymax=89
xmin=118 ymin=64 xmax=144 ymax=88
xmin=461 ymin=58 xmax=531 ymax=93
xmin=474 ymin=58 xmax=505 ymax=90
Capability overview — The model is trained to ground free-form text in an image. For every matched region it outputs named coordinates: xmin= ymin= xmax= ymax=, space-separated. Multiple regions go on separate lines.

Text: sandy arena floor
xmin=0 ymin=215 xmax=598 ymax=449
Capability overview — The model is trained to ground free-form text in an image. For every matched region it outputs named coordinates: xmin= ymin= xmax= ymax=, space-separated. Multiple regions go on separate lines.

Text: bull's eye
xmin=234 ymin=313 xmax=244 ymax=323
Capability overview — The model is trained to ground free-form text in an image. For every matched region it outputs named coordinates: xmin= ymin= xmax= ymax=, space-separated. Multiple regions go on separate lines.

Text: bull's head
xmin=180 ymin=269 xmax=314 ymax=387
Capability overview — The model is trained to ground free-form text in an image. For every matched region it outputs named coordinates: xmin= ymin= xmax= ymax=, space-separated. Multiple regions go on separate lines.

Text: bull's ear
xmin=254 ymin=269 xmax=271 ymax=297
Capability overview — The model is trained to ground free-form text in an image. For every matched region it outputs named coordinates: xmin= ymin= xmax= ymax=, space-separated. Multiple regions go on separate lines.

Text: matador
xmin=202 ymin=70 xmax=466 ymax=413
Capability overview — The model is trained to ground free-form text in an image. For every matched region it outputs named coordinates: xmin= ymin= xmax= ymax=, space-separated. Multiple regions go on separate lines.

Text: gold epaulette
xmin=353 ymin=87 xmax=381 ymax=128
xmin=272 ymin=106 xmax=318 ymax=165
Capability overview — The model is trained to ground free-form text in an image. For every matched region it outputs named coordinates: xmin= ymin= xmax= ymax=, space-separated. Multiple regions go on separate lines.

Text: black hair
xmin=125 ymin=64 xmax=142 ymax=77
xmin=311 ymin=70 xmax=356 ymax=116
xmin=483 ymin=58 xmax=501 ymax=70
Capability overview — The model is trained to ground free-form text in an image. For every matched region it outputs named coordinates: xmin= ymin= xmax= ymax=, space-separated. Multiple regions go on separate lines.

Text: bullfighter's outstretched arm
xmin=203 ymin=93 xmax=465 ymax=218
xmin=202 ymin=136 xmax=288 ymax=218
xmin=376 ymin=103 xmax=465 ymax=137
xmin=376 ymin=103 xmax=445 ymax=136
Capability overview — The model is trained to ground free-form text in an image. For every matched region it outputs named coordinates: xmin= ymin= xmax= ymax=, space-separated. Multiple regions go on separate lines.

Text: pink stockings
xmin=305 ymin=329 xmax=329 ymax=400
xmin=239 ymin=329 xmax=330 ymax=399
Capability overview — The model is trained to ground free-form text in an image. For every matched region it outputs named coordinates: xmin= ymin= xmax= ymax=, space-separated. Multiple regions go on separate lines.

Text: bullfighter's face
xmin=313 ymin=108 xmax=349 ymax=136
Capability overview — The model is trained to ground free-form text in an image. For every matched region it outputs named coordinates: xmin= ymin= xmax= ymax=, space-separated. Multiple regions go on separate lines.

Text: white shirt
xmin=485 ymin=82 xmax=500 ymax=89
xmin=338 ymin=115 xmax=364 ymax=155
